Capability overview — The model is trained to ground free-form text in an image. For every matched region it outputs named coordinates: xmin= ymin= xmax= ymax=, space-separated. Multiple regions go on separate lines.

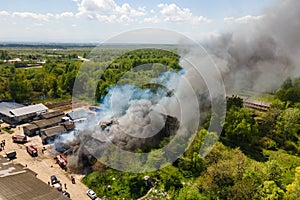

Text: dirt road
xmin=0 ymin=127 xmax=91 ymax=200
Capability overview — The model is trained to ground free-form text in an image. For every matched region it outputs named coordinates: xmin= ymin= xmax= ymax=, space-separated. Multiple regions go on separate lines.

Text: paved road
xmin=0 ymin=128 xmax=91 ymax=200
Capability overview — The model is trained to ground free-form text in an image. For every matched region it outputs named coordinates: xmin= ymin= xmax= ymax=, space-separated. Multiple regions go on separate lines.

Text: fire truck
xmin=26 ymin=144 xmax=38 ymax=157
xmin=12 ymin=134 xmax=27 ymax=143
xmin=55 ymin=154 xmax=67 ymax=169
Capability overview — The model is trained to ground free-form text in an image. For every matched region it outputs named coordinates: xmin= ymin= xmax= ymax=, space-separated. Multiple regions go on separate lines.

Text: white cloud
xmin=96 ymin=14 xmax=117 ymax=23
xmin=143 ymin=16 xmax=160 ymax=24
xmin=0 ymin=10 xmax=10 ymax=16
xmin=116 ymin=3 xmax=145 ymax=17
xmin=76 ymin=0 xmax=146 ymax=23
xmin=224 ymin=15 xmax=265 ymax=23
xmin=12 ymin=12 xmax=51 ymax=21
xmin=6 ymin=11 xmax=75 ymax=21
xmin=118 ymin=14 xmax=132 ymax=23
xmin=78 ymin=0 xmax=117 ymax=14
xmin=138 ymin=6 xmax=146 ymax=12
xmin=157 ymin=3 xmax=212 ymax=23
xmin=57 ymin=12 xmax=74 ymax=19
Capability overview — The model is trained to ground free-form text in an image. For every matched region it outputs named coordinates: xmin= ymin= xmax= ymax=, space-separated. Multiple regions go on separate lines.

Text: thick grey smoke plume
xmin=54 ymin=0 xmax=300 ymax=173
xmin=208 ymin=0 xmax=300 ymax=92
xmin=60 ymin=28 xmax=227 ymax=172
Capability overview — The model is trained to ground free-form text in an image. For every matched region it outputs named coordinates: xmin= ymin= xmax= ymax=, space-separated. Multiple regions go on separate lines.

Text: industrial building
xmin=0 ymin=102 xmax=48 ymax=124
xmin=40 ymin=110 xmax=64 ymax=119
xmin=23 ymin=110 xmax=66 ymax=136
xmin=40 ymin=125 xmax=67 ymax=144
xmin=22 ymin=109 xmax=75 ymax=144
xmin=40 ymin=121 xmax=75 ymax=144
xmin=242 ymin=97 xmax=272 ymax=111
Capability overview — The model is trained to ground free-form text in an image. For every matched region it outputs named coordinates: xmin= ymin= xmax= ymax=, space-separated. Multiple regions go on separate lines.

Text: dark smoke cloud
xmin=208 ymin=0 xmax=300 ymax=93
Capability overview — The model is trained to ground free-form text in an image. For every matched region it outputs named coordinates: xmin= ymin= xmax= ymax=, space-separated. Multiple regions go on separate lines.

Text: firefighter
xmin=71 ymin=176 xmax=75 ymax=184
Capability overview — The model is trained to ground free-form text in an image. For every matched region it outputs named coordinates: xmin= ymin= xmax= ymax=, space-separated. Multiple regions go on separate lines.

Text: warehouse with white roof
xmin=0 ymin=102 xmax=48 ymax=124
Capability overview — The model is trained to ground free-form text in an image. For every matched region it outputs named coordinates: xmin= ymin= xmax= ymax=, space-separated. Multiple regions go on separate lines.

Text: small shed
xmin=40 ymin=125 xmax=67 ymax=144
xmin=23 ymin=124 xmax=39 ymax=136
xmin=63 ymin=121 xmax=75 ymax=131
xmin=40 ymin=110 xmax=64 ymax=119
xmin=33 ymin=116 xmax=63 ymax=129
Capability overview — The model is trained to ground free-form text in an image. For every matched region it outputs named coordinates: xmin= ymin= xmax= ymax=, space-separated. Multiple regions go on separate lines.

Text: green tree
xmin=285 ymin=167 xmax=300 ymax=199
xmin=0 ymin=50 xmax=9 ymax=60
xmin=199 ymin=144 xmax=249 ymax=199
xmin=158 ymin=165 xmax=183 ymax=191
xmin=265 ymin=160 xmax=283 ymax=186
xmin=176 ymin=186 xmax=207 ymax=200
xmin=255 ymin=181 xmax=284 ymax=200
xmin=224 ymin=107 xmax=258 ymax=143
xmin=275 ymin=77 xmax=300 ymax=103
xmin=273 ymin=108 xmax=300 ymax=149
xmin=227 ymin=95 xmax=243 ymax=110
xmin=8 ymin=78 xmax=33 ymax=102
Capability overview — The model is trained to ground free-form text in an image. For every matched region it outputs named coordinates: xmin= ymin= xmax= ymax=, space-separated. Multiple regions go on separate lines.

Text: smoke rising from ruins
xmin=55 ymin=0 xmax=300 ymax=172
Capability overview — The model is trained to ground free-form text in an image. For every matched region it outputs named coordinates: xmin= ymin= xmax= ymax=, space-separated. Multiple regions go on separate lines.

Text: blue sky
xmin=0 ymin=0 xmax=277 ymax=42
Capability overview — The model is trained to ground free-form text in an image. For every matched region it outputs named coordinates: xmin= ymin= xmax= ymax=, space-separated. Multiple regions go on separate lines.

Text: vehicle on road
xmin=55 ymin=154 xmax=67 ymax=169
xmin=12 ymin=134 xmax=27 ymax=143
xmin=50 ymin=175 xmax=59 ymax=185
xmin=6 ymin=151 xmax=16 ymax=160
xmin=62 ymin=190 xmax=71 ymax=198
xmin=53 ymin=182 xmax=62 ymax=191
xmin=26 ymin=144 xmax=38 ymax=157
xmin=87 ymin=189 xmax=97 ymax=199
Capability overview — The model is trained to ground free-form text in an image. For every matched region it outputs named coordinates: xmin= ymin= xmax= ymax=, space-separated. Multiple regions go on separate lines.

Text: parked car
xmin=50 ymin=175 xmax=59 ymax=185
xmin=62 ymin=190 xmax=71 ymax=198
xmin=53 ymin=182 xmax=62 ymax=191
xmin=87 ymin=189 xmax=97 ymax=200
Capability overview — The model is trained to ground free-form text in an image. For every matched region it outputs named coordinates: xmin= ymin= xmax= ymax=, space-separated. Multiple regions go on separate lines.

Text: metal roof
xmin=243 ymin=98 xmax=272 ymax=107
xmin=41 ymin=125 xmax=67 ymax=137
xmin=23 ymin=123 xmax=39 ymax=131
xmin=10 ymin=103 xmax=48 ymax=117
xmin=41 ymin=110 xmax=64 ymax=119
xmin=66 ymin=109 xmax=94 ymax=120
xmin=0 ymin=102 xmax=25 ymax=117
xmin=33 ymin=116 xmax=63 ymax=129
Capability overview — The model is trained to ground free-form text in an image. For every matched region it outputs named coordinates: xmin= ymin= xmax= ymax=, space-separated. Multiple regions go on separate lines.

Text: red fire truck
xmin=55 ymin=154 xmax=67 ymax=169
xmin=26 ymin=144 xmax=38 ymax=157
xmin=12 ymin=134 xmax=27 ymax=143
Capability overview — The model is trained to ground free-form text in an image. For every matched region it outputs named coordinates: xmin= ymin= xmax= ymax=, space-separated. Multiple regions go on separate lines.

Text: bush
xmin=284 ymin=141 xmax=299 ymax=155
xmin=260 ymin=137 xmax=277 ymax=150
